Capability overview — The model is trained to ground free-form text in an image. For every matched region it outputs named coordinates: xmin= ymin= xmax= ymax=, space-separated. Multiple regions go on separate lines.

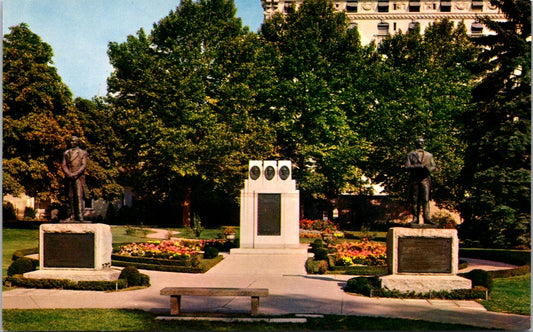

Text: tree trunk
xmin=182 ymin=187 xmax=191 ymax=227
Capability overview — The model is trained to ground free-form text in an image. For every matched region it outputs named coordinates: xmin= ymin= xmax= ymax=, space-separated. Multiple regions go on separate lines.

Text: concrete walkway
xmin=3 ymin=248 xmax=530 ymax=330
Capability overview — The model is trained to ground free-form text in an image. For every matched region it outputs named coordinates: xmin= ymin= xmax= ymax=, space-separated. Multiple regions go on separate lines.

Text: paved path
xmin=3 ymin=230 xmax=530 ymax=330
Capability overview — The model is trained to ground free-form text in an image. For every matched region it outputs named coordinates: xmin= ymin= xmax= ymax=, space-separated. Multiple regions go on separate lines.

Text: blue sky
xmin=3 ymin=0 xmax=264 ymax=99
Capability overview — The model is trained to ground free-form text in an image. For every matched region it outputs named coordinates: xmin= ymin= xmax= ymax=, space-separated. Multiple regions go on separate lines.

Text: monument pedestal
xmin=24 ymin=223 xmax=120 ymax=282
xmin=379 ymin=227 xmax=471 ymax=293
xmin=239 ymin=161 xmax=300 ymax=250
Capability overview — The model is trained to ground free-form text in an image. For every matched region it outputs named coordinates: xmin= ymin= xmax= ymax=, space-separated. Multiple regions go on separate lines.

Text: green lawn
xmin=2 ymin=309 xmax=486 ymax=331
xmin=481 ymin=273 xmax=531 ymax=315
xmin=2 ymin=228 xmax=39 ymax=277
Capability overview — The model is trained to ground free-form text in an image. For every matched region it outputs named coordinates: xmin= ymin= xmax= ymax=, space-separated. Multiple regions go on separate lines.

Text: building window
xmin=409 ymin=0 xmax=421 ymax=12
xmin=440 ymin=0 xmax=451 ymax=11
xmin=408 ymin=21 xmax=420 ymax=31
xmin=471 ymin=22 xmax=484 ymax=34
xmin=346 ymin=0 xmax=358 ymax=12
xmin=378 ymin=0 xmax=389 ymax=12
xmin=377 ymin=22 xmax=390 ymax=36
xmin=472 ymin=0 xmax=483 ymax=10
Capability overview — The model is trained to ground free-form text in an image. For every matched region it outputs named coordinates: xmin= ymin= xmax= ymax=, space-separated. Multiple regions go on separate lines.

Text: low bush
xmin=119 ymin=266 xmax=142 ymax=287
xmin=344 ymin=276 xmax=488 ymax=300
xmin=3 ymin=276 xmax=128 ymax=291
xmin=345 ymin=277 xmax=377 ymax=296
xmin=488 ymin=264 xmax=531 ymax=278
xmin=203 ymin=246 xmax=219 ymax=259
xmin=459 ymin=248 xmax=530 ymax=266
xmin=341 ymin=265 xmax=388 ymax=275
xmin=460 ymin=269 xmax=493 ymax=291
xmin=313 ymin=248 xmax=329 ymax=261
xmin=7 ymin=257 xmax=37 ymax=276
xmin=11 ymin=248 xmax=39 ymax=261
xmin=310 ymin=239 xmax=325 ymax=252
xmin=112 ymin=255 xmax=223 ymax=273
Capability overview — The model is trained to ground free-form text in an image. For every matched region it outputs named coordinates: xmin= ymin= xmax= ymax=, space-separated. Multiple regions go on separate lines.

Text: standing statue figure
xmin=62 ymin=136 xmax=88 ymax=222
xmin=405 ymin=137 xmax=436 ymax=225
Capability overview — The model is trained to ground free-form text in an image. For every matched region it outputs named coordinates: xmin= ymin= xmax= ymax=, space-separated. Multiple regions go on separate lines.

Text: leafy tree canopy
xmin=3 ymin=23 xmax=82 ymax=201
xmin=459 ymin=0 xmax=531 ymax=248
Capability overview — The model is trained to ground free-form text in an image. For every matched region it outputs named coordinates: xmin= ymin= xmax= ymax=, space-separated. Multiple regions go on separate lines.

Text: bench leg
xmin=170 ymin=295 xmax=181 ymax=315
xmin=251 ymin=296 xmax=260 ymax=316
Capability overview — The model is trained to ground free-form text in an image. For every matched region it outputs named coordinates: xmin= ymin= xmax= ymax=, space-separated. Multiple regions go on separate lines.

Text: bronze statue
xmin=405 ymin=137 xmax=436 ymax=225
xmin=62 ymin=136 xmax=88 ymax=221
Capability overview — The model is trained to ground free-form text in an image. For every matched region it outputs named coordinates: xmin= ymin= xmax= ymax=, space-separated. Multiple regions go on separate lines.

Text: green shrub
xmin=345 ymin=277 xmax=375 ymax=296
xmin=119 ymin=266 xmax=141 ymax=287
xmin=314 ymin=248 xmax=329 ymax=261
xmin=7 ymin=257 xmax=36 ymax=276
xmin=461 ymin=269 xmax=493 ymax=291
xmin=310 ymin=239 xmax=325 ymax=252
xmin=4 ymin=276 xmax=128 ymax=291
xmin=203 ymin=246 xmax=219 ymax=259
xmin=305 ymin=257 xmax=316 ymax=274
xmin=3 ymin=202 xmax=17 ymax=221
xmin=488 ymin=264 xmax=531 ymax=278
xmin=23 ymin=207 xmax=37 ymax=220
xmin=316 ymin=260 xmax=329 ymax=274
xmin=459 ymin=248 xmax=530 ymax=266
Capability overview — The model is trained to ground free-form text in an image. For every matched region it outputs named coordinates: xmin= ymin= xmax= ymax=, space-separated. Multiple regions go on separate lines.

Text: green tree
xmin=361 ymin=20 xmax=479 ymax=211
xmin=258 ymin=0 xmax=373 ymax=212
xmin=107 ymin=0 xmax=274 ymax=226
xmin=72 ymin=97 xmax=123 ymax=201
xmin=3 ymin=23 xmax=82 ymax=201
xmin=459 ymin=0 xmax=531 ymax=248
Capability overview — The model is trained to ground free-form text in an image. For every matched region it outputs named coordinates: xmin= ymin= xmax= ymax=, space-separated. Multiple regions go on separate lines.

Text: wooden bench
xmin=160 ymin=287 xmax=269 ymax=316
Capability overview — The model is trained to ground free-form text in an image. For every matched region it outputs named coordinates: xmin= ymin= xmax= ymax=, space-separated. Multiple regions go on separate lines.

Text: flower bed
xmin=115 ymin=240 xmax=201 ymax=260
xmin=112 ymin=239 xmax=231 ymax=273
xmin=334 ymin=239 xmax=387 ymax=266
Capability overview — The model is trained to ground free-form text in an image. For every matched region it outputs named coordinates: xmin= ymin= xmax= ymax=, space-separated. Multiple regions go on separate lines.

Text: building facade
xmin=261 ymin=0 xmax=506 ymax=44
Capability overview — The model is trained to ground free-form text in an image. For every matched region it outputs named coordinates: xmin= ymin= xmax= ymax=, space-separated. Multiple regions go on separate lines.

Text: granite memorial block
xmin=379 ymin=227 xmax=471 ymax=292
xmin=24 ymin=223 xmax=120 ymax=281
xmin=236 ymin=160 xmax=302 ymax=251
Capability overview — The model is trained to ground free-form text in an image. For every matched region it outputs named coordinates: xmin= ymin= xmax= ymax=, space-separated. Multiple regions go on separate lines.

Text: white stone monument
xmin=232 ymin=160 xmax=304 ymax=253
xmin=379 ymin=227 xmax=471 ymax=293
xmin=24 ymin=223 xmax=120 ymax=281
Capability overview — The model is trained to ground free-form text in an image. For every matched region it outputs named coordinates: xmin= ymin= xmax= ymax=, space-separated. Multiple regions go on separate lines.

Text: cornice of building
xmin=346 ymin=12 xmax=506 ymax=20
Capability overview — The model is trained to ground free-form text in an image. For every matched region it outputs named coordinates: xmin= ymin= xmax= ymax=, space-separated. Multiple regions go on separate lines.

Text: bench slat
xmin=161 ymin=287 xmax=269 ymax=297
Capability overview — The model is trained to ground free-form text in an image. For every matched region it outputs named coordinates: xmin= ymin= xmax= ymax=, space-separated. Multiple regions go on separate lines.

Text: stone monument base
xmin=379 ymin=274 xmax=472 ymax=293
xmin=230 ymin=246 xmax=308 ymax=255
xmin=23 ymin=268 xmax=121 ymax=282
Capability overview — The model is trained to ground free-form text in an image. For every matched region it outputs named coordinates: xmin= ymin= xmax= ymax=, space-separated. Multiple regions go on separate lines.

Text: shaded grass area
xmin=2 ymin=228 xmax=39 ymax=277
xmin=2 ymin=309 xmax=487 ymax=331
xmin=481 ymin=273 xmax=531 ymax=315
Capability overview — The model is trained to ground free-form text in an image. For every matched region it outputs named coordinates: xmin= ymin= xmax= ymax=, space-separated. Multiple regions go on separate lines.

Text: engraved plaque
xmin=257 ymin=194 xmax=281 ymax=236
xmin=43 ymin=233 xmax=95 ymax=268
xmin=398 ymin=237 xmax=452 ymax=273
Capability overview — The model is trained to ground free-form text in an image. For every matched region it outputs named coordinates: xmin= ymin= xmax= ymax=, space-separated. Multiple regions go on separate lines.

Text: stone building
xmin=261 ymin=0 xmax=506 ymax=44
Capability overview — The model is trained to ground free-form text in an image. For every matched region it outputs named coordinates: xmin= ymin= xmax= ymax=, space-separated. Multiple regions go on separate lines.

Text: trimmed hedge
xmin=112 ymin=255 xmax=224 ymax=273
xmin=459 ymin=269 xmax=493 ymax=291
xmin=4 ymin=275 xmax=129 ymax=291
xmin=7 ymin=257 xmax=38 ymax=276
xmin=111 ymin=254 xmax=197 ymax=267
xmin=11 ymin=248 xmax=39 ymax=261
xmin=344 ymin=277 xmax=488 ymax=300
xmin=459 ymin=248 xmax=531 ymax=266
xmin=331 ymin=265 xmax=388 ymax=276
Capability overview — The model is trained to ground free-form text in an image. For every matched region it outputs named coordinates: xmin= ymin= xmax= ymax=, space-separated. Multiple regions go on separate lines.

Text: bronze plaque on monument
xmin=398 ymin=237 xmax=452 ymax=273
xmin=257 ymin=193 xmax=281 ymax=236
xmin=43 ymin=233 xmax=95 ymax=268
